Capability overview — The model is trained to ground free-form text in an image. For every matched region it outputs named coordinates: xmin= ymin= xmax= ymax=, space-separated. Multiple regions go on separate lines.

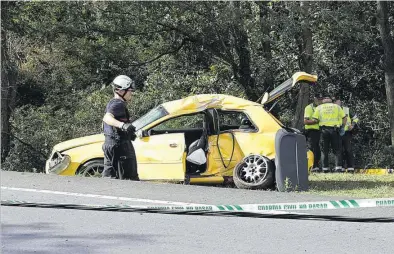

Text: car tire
xmin=233 ymin=154 xmax=275 ymax=190
xmin=76 ymin=159 xmax=104 ymax=177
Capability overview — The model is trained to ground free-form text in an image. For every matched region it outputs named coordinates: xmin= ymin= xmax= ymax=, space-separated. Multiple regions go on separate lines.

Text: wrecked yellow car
xmin=46 ymin=72 xmax=317 ymax=190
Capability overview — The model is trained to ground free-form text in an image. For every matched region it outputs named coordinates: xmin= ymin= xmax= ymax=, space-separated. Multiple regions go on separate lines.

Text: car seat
xmin=186 ymin=118 xmax=208 ymax=165
xmin=186 ymin=133 xmax=207 ymax=165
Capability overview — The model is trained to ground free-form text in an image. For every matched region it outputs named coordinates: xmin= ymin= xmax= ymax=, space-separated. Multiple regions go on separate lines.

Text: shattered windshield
xmin=132 ymin=105 xmax=169 ymax=130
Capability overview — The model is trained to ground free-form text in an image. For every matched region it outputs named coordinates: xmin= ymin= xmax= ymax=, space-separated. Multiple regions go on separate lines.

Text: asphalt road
xmin=1 ymin=171 xmax=394 ymax=254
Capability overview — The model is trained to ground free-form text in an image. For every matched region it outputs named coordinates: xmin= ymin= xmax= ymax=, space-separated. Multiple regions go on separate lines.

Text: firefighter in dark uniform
xmin=102 ymin=75 xmax=139 ymax=180
xmin=304 ymin=94 xmax=322 ymax=172
xmin=312 ymin=96 xmax=347 ymax=173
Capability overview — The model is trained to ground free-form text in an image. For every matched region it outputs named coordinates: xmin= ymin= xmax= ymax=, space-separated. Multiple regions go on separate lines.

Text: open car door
xmin=261 ymin=72 xmax=318 ymax=105
xmin=134 ymin=133 xmax=185 ymax=181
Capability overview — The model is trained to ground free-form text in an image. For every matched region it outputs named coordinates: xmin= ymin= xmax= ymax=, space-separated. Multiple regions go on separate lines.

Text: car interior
xmin=148 ymin=112 xmax=209 ymax=175
xmin=147 ymin=110 xmax=256 ymax=175
xmin=217 ymin=110 xmax=257 ymax=132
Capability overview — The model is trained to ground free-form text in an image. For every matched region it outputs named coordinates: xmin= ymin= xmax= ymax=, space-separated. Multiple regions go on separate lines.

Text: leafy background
xmin=1 ymin=1 xmax=393 ymax=172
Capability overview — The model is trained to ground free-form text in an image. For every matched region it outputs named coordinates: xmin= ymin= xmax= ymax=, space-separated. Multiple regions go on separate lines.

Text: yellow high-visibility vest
xmin=304 ymin=103 xmax=319 ymax=130
xmin=313 ymin=103 xmax=345 ymax=127
xmin=343 ymin=106 xmax=359 ymax=131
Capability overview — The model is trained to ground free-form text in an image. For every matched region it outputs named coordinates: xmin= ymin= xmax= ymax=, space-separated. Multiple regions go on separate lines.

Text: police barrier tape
xmin=3 ymin=200 xmax=394 ymax=222
xmin=0 ymin=200 xmax=298 ymax=215
xmin=3 ymin=198 xmax=393 ymax=212
xmin=147 ymin=198 xmax=394 ymax=211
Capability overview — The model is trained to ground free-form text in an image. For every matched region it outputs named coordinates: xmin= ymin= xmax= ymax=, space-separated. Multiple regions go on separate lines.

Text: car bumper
xmin=45 ymin=153 xmax=72 ymax=175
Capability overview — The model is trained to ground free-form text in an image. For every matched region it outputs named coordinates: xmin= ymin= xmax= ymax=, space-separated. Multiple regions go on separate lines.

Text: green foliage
xmin=2 ymin=1 xmax=394 ymax=172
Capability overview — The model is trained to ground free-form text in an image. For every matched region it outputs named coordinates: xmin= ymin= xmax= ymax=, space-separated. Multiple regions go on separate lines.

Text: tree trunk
xmin=292 ymin=1 xmax=313 ymax=130
xmin=234 ymin=29 xmax=257 ymax=101
xmin=1 ymin=7 xmax=18 ymax=162
xmin=231 ymin=2 xmax=257 ymax=101
xmin=377 ymin=1 xmax=394 ymax=145
xmin=258 ymin=2 xmax=274 ymax=92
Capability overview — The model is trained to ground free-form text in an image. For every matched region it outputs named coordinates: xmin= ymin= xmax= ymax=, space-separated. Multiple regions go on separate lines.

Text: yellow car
xmin=46 ymin=72 xmax=317 ymax=190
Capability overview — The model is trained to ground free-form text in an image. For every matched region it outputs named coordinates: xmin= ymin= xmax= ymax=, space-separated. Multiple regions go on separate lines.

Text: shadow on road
xmin=1 ymin=222 xmax=164 ymax=254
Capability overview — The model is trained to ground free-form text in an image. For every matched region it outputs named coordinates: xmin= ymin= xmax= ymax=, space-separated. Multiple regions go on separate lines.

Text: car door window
xmin=218 ymin=111 xmax=256 ymax=131
xmin=151 ymin=113 xmax=205 ymax=132
xmin=132 ymin=105 xmax=168 ymax=130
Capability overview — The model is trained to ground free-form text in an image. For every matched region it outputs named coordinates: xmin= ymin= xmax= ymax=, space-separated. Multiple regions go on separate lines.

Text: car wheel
xmin=76 ymin=159 xmax=104 ymax=177
xmin=233 ymin=154 xmax=275 ymax=190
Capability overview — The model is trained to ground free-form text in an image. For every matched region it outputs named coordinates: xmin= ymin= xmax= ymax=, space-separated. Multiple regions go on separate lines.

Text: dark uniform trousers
xmin=321 ymin=126 xmax=342 ymax=169
xmin=305 ymin=129 xmax=321 ymax=168
xmin=102 ymin=137 xmax=139 ymax=180
xmin=341 ymin=131 xmax=354 ymax=168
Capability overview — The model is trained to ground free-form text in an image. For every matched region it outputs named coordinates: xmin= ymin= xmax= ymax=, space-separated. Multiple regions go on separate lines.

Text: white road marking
xmin=1 ymin=186 xmax=205 ymax=206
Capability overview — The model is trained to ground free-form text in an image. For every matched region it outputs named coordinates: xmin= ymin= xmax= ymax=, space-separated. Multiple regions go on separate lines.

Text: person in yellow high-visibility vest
xmin=311 ymin=96 xmax=347 ymax=173
xmin=304 ymin=94 xmax=322 ymax=172
xmin=334 ymin=99 xmax=359 ymax=173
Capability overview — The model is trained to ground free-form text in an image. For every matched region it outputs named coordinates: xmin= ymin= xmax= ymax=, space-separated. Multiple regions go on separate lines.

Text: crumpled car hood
xmin=53 ymin=134 xmax=105 ymax=152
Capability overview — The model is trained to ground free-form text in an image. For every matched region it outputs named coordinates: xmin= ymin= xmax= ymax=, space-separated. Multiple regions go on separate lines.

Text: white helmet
xmin=111 ymin=75 xmax=135 ymax=91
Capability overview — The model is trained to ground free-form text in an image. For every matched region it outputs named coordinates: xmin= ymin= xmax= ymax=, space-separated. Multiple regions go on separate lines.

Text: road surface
xmin=1 ymin=171 xmax=393 ymax=254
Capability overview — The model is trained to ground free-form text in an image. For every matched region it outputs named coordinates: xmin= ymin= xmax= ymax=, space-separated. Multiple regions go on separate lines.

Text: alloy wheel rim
xmin=83 ymin=165 xmax=103 ymax=177
xmin=238 ymin=154 xmax=268 ymax=184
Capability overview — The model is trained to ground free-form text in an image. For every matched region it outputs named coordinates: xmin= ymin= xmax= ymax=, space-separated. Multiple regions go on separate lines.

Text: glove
xmin=129 ymin=131 xmax=137 ymax=141
xmin=120 ymin=123 xmax=136 ymax=133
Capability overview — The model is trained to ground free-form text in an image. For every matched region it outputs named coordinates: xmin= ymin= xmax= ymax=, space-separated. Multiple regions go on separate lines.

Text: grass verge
xmin=308 ymin=173 xmax=394 ymax=198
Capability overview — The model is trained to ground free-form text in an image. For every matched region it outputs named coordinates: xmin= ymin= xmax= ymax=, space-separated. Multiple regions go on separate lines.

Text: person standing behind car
xmin=311 ymin=96 xmax=347 ymax=173
xmin=334 ymin=98 xmax=359 ymax=173
xmin=304 ymin=94 xmax=322 ymax=172
xmin=102 ymin=75 xmax=139 ymax=180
